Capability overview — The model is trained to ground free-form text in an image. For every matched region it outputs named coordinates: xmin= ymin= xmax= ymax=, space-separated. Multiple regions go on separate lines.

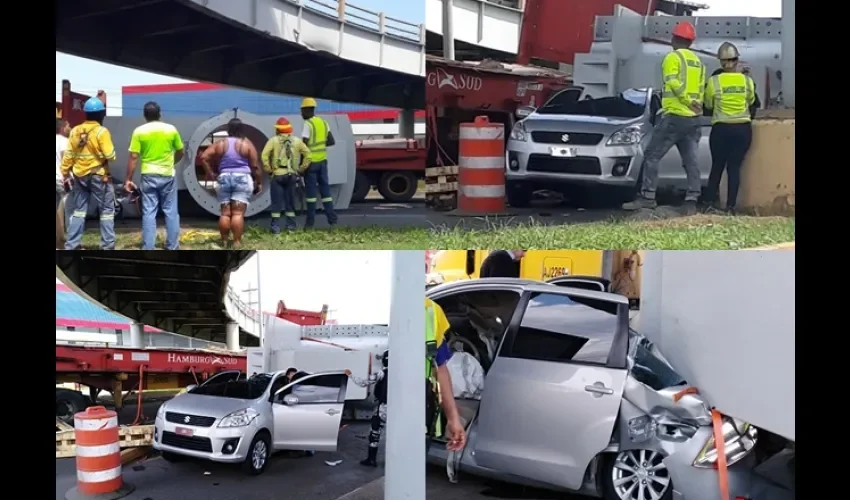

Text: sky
xmin=55 ymin=0 xmax=779 ymax=114
xmin=228 ymin=251 xmax=393 ymax=325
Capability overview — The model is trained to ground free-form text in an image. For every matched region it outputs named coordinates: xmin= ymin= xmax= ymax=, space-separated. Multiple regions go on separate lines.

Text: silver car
xmin=505 ymin=87 xmax=712 ymax=207
xmin=426 ymin=278 xmax=794 ymax=500
xmin=153 ymin=369 xmax=348 ymax=475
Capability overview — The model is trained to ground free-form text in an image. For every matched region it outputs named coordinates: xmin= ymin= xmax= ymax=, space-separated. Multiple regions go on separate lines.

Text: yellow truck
xmin=427 ymin=250 xmax=643 ymax=307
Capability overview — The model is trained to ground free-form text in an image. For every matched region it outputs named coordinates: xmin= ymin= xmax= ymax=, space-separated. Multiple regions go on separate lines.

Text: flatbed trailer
xmin=55 ymin=345 xmax=247 ymax=423
xmin=354 ymin=138 xmax=426 ymax=203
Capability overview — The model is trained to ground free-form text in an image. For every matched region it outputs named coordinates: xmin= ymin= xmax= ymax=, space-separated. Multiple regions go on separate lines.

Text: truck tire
xmin=377 ymin=171 xmax=418 ymax=203
xmin=56 ymin=388 xmax=88 ymax=424
xmin=506 ymin=182 xmax=532 ymax=208
xmin=352 ymin=172 xmax=371 ymax=203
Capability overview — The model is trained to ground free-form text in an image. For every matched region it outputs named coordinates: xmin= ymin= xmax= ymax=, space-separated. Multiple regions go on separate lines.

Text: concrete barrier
xmin=720 ymin=110 xmax=795 ymax=215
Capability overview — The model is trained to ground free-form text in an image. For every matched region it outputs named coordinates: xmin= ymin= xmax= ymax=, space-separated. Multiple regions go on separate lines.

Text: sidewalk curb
xmin=747 ymin=241 xmax=795 ymax=251
xmin=335 ymin=477 xmax=384 ymax=500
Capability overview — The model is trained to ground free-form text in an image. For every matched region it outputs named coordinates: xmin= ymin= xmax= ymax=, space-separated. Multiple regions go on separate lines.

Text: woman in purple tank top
xmin=200 ymin=119 xmax=262 ymax=248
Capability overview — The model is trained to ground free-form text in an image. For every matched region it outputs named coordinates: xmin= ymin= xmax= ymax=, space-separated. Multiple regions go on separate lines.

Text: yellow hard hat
xmin=300 ymin=97 xmax=318 ymax=109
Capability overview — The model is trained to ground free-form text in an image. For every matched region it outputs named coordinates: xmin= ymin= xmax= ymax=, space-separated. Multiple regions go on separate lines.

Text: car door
xmin=271 ymin=371 xmax=348 ymax=452
xmin=546 ymin=275 xmax=611 ymax=293
xmin=472 ymin=288 xmax=631 ymax=491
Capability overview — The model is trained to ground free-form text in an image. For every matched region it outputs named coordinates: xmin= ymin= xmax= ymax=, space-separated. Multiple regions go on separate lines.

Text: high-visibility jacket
xmin=261 ymin=134 xmax=311 ymax=176
xmin=304 ymin=116 xmax=329 ymax=163
xmin=704 ymin=72 xmax=756 ymax=124
xmin=60 ymin=121 xmax=117 ymax=178
xmin=425 ymin=297 xmax=452 ymax=375
xmin=661 ymin=49 xmax=706 ymax=117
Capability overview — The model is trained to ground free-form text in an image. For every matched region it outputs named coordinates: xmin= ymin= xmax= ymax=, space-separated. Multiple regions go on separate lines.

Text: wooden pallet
xmin=425 ymin=165 xmax=459 ymax=211
xmin=56 ymin=424 xmax=155 ymax=458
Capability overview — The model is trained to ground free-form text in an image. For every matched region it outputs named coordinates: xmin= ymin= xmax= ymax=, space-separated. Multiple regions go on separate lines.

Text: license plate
xmin=550 ymin=146 xmax=576 ymax=157
xmin=175 ymin=426 xmax=194 ymax=437
xmin=543 ymin=266 xmax=569 ymax=279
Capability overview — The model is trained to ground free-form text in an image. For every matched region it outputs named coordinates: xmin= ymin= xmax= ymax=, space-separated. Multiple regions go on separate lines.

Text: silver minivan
xmin=426 ymin=278 xmax=794 ymax=500
xmin=505 ymin=87 xmax=712 ymax=207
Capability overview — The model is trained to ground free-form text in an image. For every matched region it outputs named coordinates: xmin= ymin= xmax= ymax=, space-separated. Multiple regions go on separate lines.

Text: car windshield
xmin=629 ymin=331 xmax=687 ymax=390
xmin=537 ymin=89 xmax=647 ymax=118
xmin=189 ymin=373 xmax=272 ymax=400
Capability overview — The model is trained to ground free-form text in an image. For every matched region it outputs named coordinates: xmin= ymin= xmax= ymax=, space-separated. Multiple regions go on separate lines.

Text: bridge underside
xmin=57 ymin=0 xmax=423 ymax=109
xmin=426 ymin=32 xmax=515 ymax=61
xmin=56 ymin=251 xmax=255 ymax=346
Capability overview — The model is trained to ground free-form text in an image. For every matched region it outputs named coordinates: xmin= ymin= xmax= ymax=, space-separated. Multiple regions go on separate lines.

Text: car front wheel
xmin=242 ymin=431 xmax=271 ymax=475
xmin=602 ymin=450 xmax=673 ymax=500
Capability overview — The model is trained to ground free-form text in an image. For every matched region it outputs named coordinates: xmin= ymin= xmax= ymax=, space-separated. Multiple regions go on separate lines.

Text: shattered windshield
xmin=538 ymin=89 xmax=646 ymax=118
xmin=189 ymin=373 xmax=272 ymax=400
xmin=629 ymin=332 xmax=686 ymax=390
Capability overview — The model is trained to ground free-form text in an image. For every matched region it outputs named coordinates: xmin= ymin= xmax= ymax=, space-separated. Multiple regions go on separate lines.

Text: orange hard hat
xmin=672 ymin=21 xmax=696 ymax=41
xmin=274 ymin=117 xmax=293 ymax=134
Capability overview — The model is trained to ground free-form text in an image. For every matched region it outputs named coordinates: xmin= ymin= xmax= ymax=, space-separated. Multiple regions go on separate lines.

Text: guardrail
xmin=225 ymin=284 xmax=262 ymax=336
xmin=301 ymin=0 xmax=424 ymax=43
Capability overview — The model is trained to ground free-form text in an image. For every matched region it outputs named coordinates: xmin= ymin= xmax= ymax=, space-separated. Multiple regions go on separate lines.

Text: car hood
xmin=522 ymin=113 xmax=641 ymax=132
xmin=163 ymin=393 xmax=260 ymax=418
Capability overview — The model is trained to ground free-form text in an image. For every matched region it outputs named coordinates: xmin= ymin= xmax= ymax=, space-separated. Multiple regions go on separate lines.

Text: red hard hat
xmin=274 ymin=117 xmax=293 ymax=133
xmin=672 ymin=21 xmax=696 ymax=41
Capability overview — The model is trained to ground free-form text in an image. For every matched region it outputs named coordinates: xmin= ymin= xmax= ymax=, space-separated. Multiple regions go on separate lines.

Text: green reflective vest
xmin=305 ymin=117 xmax=329 ymax=162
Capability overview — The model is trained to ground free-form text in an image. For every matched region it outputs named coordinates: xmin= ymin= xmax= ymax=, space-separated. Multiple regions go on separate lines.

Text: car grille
xmin=527 ymin=155 xmax=602 ymax=175
xmin=530 ymin=131 xmax=604 ymax=146
xmin=161 ymin=431 xmax=213 ymax=452
xmin=165 ymin=412 xmax=216 ymax=428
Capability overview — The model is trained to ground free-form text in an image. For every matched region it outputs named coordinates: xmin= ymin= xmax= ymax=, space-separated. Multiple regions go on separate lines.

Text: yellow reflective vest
xmin=704 ymin=72 xmax=756 ymax=124
xmin=305 ymin=117 xmax=329 ymax=163
xmin=661 ymin=49 xmax=706 ymax=117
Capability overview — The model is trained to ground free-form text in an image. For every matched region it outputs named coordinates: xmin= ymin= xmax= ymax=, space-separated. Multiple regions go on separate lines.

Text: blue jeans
xmin=269 ymin=174 xmax=297 ymax=231
xmin=639 ymin=114 xmax=703 ymax=201
xmin=303 ymin=160 xmax=338 ymax=227
xmin=65 ymin=174 xmax=115 ymax=250
xmin=141 ymin=175 xmax=180 ymax=250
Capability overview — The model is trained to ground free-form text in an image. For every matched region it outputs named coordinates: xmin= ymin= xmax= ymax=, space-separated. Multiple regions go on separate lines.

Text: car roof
xmin=427 ymin=278 xmax=628 ymax=305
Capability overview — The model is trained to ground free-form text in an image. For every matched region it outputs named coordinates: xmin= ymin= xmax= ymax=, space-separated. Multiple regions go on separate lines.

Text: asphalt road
xmin=56 ymin=399 xmax=384 ymax=500
xmin=426 ymin=466 xmax=592 ymax=500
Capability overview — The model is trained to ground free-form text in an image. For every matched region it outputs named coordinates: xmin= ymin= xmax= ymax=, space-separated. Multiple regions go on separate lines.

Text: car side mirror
xmin=283 ymin=394 xmax=299 ymax=406
xmin=516 ymin=106 xmax=536 ymax=119
xmin=185 ymin=384 xmax=197 ymax=392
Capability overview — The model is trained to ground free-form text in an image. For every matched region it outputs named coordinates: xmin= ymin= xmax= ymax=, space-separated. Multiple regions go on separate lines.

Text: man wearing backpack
xmin=60 ymin=97 xmax=118 ymax=250
xmin=261 ymin=117 xmax=311 ymax=234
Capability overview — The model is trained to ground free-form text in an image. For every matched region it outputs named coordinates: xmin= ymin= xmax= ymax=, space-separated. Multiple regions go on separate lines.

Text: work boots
xmin=622 ymin=197 xmax=657 ymax=211
xmin=360 ymin=446 xmax=378 ymax=467
xmin=270 ymin=217 xmax=281 ymax=235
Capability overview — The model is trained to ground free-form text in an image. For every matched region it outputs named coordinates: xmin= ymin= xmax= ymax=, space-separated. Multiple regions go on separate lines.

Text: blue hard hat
xmin=83 ymin=97 xmax=105 ymax=113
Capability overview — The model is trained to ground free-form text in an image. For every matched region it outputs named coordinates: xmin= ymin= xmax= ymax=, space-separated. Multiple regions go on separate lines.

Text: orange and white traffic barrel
xmin=457 ymin=116 xmax=506 ymax=214
xmin=70 ymin=406 xmax=133 ymax=498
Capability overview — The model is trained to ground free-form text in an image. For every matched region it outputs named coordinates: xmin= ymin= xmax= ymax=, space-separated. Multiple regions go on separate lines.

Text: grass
xmin=80 ymin=214 xmax=795 ymax=250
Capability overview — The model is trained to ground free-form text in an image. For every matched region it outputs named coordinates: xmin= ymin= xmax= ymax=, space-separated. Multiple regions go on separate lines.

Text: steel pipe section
xmin=103 ymin=111 xmax=356 ymax=218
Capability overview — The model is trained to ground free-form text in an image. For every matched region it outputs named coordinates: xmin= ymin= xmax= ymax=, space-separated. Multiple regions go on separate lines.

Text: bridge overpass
xmin=57 ymin=0 xmax=425 ymax=110
xmin=55 ymin=251 xmax=258 ymax=348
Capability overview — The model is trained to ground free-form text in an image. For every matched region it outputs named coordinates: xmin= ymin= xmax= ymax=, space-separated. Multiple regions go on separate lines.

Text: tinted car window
xmin=505 ymin=292 xmax=618 ymax=365
xmin=277 ymin=374 xmax=345 ymax=404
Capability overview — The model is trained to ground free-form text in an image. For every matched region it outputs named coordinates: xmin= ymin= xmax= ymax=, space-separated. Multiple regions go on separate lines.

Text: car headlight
xmin=509 ymin=121 xmax=528 ymax=141
xmin=606 ymin=124 xmax=646 ymax=146
xmin=218 ymin=408 xmax=260 ymax=428
xmin=692 ymin=417 xmax=758 ymax=468
xmin=156 ymin=404 xmax=166 ymax=419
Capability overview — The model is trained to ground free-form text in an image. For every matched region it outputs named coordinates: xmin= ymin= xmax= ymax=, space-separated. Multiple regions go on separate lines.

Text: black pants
xmin=705 ymin=122 xmax=753 ymax=208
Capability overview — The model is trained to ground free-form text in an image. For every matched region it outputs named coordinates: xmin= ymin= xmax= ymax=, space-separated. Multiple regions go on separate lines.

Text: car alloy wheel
xmin=252 ymin=439 xmax=268 ymax=471
xmin=610 ymin=449 xmax=671 ymax=500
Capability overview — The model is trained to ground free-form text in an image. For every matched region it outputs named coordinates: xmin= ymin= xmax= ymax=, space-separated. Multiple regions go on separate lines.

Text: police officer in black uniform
xmin=349 ymin=350 xmax=388 ymax=467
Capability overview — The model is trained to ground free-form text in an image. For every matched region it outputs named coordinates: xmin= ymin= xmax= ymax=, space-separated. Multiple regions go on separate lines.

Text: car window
xmin=629 ymin=332 xmax=686 ymax=390
xmin=190 ymin=373 xmax=271 ymax=399
xmin=504 ymin=292 xmax=618 ymax=365
xmin=537 ymin=90 xmax=645 ymax=118
xmin=275 ymin=373 xmax=345 ymax=404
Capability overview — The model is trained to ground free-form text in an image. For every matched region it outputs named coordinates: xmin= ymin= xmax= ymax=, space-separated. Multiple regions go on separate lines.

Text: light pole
xmin=256 ymin=252 xmax=265 ymax=346
xmin=384 ymin=251 xmax=425 ymax=500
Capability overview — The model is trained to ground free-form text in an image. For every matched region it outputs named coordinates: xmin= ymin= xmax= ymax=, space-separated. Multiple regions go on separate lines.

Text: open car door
xmin=546 ymin=275 xmax=611 ymax=292
xmin=271 ymin=371 xmax=349 ymax=452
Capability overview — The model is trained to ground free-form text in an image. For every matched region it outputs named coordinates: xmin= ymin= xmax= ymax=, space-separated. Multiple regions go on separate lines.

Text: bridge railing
xmin=224 ymin=284 xmax=262 ymax=337
xmin=298 ymin=0 xmax=424 ymax=43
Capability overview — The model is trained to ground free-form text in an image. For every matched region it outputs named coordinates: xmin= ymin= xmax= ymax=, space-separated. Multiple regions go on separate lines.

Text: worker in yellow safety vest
xmin=701 ymin=42 xmax=758 ymax=214
xmin=425 ymin=297 xmax=466 ymax=452
xmin=61 ymin=97 xmax=118 ymax=250
xmin=299 ymin=98 xmax=339 ymax=228
xmin=623 ymin=21 xmax=706 ymax=215
xmin=262 ymin=117 xmax=312 ymax=233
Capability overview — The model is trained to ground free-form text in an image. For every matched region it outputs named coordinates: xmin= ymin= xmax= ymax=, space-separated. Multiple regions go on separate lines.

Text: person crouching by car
xmin=346 ymin=351 xmax=389 ymax=467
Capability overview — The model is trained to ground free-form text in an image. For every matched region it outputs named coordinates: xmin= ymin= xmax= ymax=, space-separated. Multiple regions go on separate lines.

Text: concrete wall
xmin=721 ymin=110 xmax=795 ymax=215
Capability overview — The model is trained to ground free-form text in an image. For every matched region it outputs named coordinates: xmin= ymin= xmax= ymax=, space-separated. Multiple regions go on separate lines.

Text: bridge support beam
xmin=129 ymin=321 xmax=143 ymax=348
xmin=399 ymin=109 xmax=416 ymax=139
xmin=226 ymin=322 xmax=240 ymax=351
xmin=384 ymin=251 xmax=425 ymax=500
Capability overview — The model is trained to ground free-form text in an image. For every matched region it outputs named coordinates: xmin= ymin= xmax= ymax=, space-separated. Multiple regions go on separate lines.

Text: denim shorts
xmin=217 ymin=173 xmax=254 ymax=205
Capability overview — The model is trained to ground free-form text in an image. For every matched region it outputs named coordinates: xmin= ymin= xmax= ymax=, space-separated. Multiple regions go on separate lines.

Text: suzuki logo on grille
xmin=184 ymin=416 xmax=191 ymax=423
xmin=561 ymin=134 xmax=570 ymax=143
